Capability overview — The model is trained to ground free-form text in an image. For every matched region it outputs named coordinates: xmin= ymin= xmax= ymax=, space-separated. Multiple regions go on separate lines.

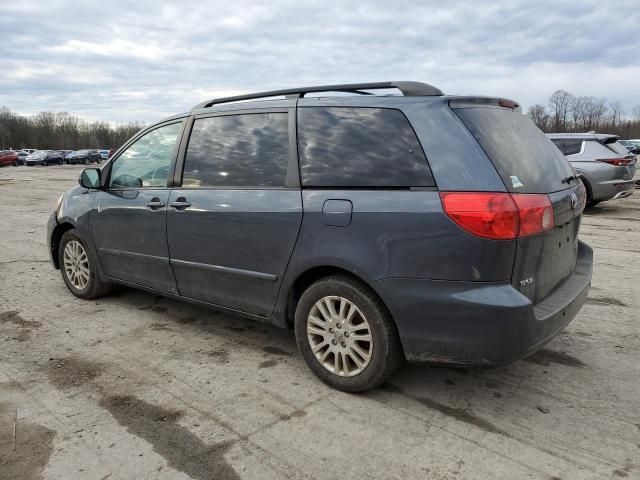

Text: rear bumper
xmin=592 ymin=178 xmax=635 ymax=201
xmin=372 ymin=241 xmax=593 ymax=366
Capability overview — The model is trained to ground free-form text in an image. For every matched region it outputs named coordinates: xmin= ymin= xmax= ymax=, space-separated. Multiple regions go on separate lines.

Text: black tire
xmin=58 ymin=230 xmax=111 ymax=299
xmin=294 ymin=275 xmax=403 ymax=392
xmin=84 ymin=158 xmax=89 ymax=165
xmin=42 ymin=161 xmax=47 ymax=167
xmin=12 ymin=161 xmax=17 ymax=167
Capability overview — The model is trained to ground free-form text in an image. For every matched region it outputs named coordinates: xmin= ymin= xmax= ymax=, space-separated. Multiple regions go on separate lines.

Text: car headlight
xmin=55 ymin=194 xmax=64 ymax=218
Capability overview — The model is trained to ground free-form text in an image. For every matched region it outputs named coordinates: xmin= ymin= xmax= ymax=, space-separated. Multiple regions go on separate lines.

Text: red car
xmin=0 ymin=150 xmax=18 ymax=167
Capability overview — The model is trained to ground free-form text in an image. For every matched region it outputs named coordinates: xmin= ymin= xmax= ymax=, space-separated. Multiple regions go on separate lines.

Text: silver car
xmin=547 ymin=133 xmax=636 ymax=206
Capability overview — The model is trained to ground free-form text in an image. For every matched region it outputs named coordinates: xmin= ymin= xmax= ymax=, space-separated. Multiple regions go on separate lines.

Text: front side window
xmin=109 ymin=122 xmax=182 ymax=188
xmin=297 ymin=107 xmax=434 ymax=188
xmin=182 ymin=113 xmax=289 ymax=188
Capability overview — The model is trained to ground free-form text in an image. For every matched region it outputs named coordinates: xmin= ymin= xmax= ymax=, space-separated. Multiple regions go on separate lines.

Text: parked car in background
xmin=57 ymin=150 xmax=73 ymax=158
xmin=25 ymin=150 xmax=64 ymax=166
xmin=15 ymin=151 xmax=28 ymax=165
xmin=618 ymin=140 xmax=640 ymax=154
xmin=21 ymin=148 xmax=37 ymax=154
xmin=47 ymin=81 xmax=593 ymax=392
xmin=108 ymin=148 xmax=117 ymax=158
xmin=99 ymin=150 xmax=110 ymax=160
xmin=0 ymin=150 xmax=19 ymax=166
xmin=65 ymin=149 xmax=102 ymax=165
xmin=547 ymin=133 xmax=636 ymax=206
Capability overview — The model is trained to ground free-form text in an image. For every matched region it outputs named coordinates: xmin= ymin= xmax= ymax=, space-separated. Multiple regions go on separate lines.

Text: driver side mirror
xmin=79 ymin=168 xmax=101 ymax=189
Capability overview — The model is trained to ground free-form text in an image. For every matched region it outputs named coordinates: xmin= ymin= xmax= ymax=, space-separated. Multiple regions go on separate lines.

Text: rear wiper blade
xmin=561 ymin=175 xmax=578 ymax=184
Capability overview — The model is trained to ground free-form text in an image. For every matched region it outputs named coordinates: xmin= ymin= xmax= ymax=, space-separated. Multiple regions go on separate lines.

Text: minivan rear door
xmin=452 ymin=101 xmax=585 ymax=303
xmin=166 ymin=107 xmax=302 ymax=317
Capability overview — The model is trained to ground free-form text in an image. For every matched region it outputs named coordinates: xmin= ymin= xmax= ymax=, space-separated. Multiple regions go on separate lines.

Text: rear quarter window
xmin=297 ymin=107 xmax=434 ymax=188
xmin=454 ymin=107 xmax=575 ymax=193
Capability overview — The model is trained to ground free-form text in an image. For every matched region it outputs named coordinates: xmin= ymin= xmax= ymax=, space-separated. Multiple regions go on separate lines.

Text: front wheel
xmin=42 ymin=161 xmax=47 ymax=166
xmin=59 ymin=230 xmax=111 ymax=299
xmin=294 ymin=275 xmax=403 ymax=392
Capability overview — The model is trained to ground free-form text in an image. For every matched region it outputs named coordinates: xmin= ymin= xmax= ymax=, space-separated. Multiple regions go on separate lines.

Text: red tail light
xmin=596 ymin=158 xmax=635 ymax=166
xmin=511 ymin=194 xmax=555 ymax=237
xmin=440 ymin=192 xmax=554 ymax=240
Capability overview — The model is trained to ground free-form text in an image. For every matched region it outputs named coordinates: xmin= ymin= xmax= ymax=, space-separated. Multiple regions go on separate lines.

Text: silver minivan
xmin=547 ymin=133 xmax=636 ymax=206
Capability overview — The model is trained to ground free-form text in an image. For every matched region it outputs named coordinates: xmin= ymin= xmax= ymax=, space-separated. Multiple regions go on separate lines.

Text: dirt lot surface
xmin=1 ymin=164 xmax=639 ymax=480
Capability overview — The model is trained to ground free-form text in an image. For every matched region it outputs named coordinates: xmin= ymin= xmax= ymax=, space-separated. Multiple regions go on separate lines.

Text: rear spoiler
xmin=449 ymin=97 xmax=522 ymax=113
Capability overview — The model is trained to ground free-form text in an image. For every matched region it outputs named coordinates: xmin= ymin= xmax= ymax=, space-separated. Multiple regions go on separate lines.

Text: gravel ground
xmin=0 ymin=164 xmax=639 ymax=480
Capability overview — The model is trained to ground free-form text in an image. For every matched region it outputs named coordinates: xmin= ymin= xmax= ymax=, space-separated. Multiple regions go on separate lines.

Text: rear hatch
xmin=598 ymin=137 xmax=637 ymax=180
xmin=451 ymin=99 xmax=585 ymax=303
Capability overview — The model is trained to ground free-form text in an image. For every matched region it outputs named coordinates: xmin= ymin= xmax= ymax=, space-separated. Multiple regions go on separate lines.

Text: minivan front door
xmin=92 ymin=121 xmax=185 ymax=293
xmin=166 ymin=110 xmax=302 ymax=316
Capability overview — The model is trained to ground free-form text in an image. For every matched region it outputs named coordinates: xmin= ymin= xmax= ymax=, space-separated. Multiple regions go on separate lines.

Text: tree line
xmin=527 ymin=90 xmax=640 ymax=138
xmin=0 ymin=107 xmax=145 ymax=151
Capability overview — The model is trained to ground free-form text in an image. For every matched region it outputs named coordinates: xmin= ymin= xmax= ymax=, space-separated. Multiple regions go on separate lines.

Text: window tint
xmin=454 ymin=108 xmax=575 ymax=193
xmin=563 ymin=139 xmax=582 ymax=155
xmin=109 ymin=122 xmax=182 ymax=188
xmin=298 ymin=107 xmax=434 ymax=187
xmin=182 ymin=113 xmax=288 ymax=188
xmin=550 ymin=139 xmax=565 ymax=154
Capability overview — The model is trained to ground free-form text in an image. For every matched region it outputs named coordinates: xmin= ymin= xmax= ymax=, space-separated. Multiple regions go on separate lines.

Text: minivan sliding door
xmin=166 ymin=107 xmax=302 ymax=317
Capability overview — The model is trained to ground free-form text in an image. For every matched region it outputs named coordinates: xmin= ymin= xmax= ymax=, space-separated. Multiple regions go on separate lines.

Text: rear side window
xmin=183 ymin=113 xmax=289 ymax=188
xmin=454 ymin=107 xmax=575 ymax=193
xmin=563 ymin=139 xmax=582 ymax=155
xmin=298 ymin=107 xmax=434 ymax=187
xmin=551 ymin=139 xmax=582 ymax=156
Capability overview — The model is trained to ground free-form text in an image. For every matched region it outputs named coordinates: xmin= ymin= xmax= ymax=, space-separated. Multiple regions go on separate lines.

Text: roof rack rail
xmin=192 ymin=81 xmax=443 ymax=110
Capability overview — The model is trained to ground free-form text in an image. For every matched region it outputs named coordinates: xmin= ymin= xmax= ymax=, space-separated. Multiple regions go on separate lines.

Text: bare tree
xmin=608 ymin=101 xmax=624 ymax=128
xmin=549 ymin=90 xmax=573 ymax=132
xmin=527 ymin=104 xmax=550 ymax=131
xmin=0 ymin=106 xmax=144 ymax=150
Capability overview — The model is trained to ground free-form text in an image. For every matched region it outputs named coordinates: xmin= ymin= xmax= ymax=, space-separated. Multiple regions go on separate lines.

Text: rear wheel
xmin=294 ymin=275 xmax=402 ymax=392
xmin=59 ymin=230 xmax=111 ymax=299
xmin=84 ymin=158 xmax=89 ymax=165
xmin=42 ymin=161 xmax=47 ymax=166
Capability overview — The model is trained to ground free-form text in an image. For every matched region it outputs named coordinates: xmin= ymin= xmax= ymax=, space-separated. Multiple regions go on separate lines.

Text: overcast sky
xmin=1 ymin=0 xmax=639 ymax=124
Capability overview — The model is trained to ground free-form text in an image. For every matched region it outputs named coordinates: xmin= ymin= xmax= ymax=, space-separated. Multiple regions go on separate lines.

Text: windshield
xmin=453 ymin=107 xmax=576 ymax=193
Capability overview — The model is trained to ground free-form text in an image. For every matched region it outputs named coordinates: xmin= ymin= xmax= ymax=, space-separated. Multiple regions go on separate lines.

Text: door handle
xmin=146 ymin=198 xmax=165 ymax=209
xmin=169 ymin=197 xmax=191 ymax=210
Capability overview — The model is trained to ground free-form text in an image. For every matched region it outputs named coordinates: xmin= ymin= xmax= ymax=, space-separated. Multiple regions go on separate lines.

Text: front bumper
xmin=372 ymin=241 xmax=593 ymax=366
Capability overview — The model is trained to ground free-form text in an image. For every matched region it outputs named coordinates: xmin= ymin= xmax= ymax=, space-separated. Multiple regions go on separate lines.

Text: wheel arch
xmin=284 ymin=265 xmax=396 ymax=332
xmin=50 ymin=222 xmax=76 ymax=269
xmin=578 ymin=173 xmax=593 ymax=203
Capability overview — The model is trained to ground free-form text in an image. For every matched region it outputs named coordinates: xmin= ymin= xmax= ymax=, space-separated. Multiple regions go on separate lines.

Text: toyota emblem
xmin=570 ymin=192 xmax=578 ymax=209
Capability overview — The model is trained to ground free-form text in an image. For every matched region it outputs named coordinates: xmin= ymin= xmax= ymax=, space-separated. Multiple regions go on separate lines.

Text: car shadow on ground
xmin=103 ymin=285 xmax=563 ymax=404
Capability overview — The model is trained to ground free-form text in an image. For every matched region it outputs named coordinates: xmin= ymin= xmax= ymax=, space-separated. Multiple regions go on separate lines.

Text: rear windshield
xmin=605 ymin=141 xmax=631 ymax=155
xmin=454 ymin=107 xmax=575 ymax=193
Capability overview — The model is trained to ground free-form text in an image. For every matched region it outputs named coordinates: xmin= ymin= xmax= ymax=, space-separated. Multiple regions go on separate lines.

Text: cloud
xmin=0 ymin=0 xmax=638 ymax=123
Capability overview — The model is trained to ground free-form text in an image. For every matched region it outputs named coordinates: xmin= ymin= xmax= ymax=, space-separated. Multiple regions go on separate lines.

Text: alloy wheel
xmin=306 ymin=295 xmax=373 ymax=377
xmin=63 ymin=240 xmax=90 ymax=290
